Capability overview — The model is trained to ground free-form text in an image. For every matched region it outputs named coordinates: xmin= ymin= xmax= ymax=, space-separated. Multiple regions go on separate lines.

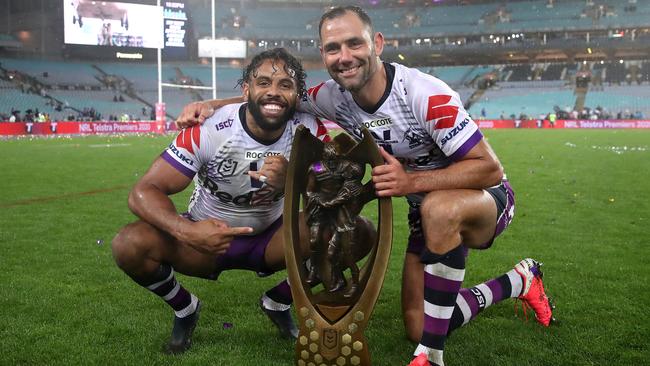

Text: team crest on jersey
xmin=217 ymin=159 xmax=238 ymax=177
xmin=403 ymin=126 xmax=427 ymax=148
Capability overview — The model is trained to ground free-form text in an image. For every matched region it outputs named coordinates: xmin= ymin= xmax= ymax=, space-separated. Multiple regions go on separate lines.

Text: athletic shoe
xmin=408 ymin=353 xmax=437 ymax=366
xmin=164 ymin=301 xmax=202 ymax=354
xmin=514 ymin=258 xmax=555 ymax=326
xmin=259 ymin=297 xmax=299 ymax=339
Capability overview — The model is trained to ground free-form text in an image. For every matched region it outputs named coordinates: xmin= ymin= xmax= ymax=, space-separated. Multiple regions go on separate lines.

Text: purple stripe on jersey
xmin=449 ymin=129 xmax=483 ymax=161
xmin=161 ymin=151 xmax=196 ymax=179
xmin=423 ymin=315 xmax=452 ymax=335
xmin=424 ymin=271 xmax=463 ymax=292
xmin=459 ymin=288 xmax=480 ymax=316
xmin=485 ymin=278 xmax=503 ymax=303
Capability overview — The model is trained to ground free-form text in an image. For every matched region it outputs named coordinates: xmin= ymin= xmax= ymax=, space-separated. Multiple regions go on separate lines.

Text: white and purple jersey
xmin=161 ymin=103 xmax=329 ymax=234
xmin=300 ymin=62 xmax=488 ymax=205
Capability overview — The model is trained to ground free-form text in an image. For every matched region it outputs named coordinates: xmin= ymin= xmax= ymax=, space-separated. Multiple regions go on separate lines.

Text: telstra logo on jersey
xmin=245 ymin=151 xmax=282 ymax=160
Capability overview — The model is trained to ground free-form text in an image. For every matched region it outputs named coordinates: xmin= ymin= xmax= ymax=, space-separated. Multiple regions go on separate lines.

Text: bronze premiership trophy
xmin=284 ymin=125 xmax=392 ymax=366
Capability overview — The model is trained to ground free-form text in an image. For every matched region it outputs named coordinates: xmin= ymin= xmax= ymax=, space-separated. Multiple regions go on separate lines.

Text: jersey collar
xmin=354 ymin=62 xmax=395 ymax=115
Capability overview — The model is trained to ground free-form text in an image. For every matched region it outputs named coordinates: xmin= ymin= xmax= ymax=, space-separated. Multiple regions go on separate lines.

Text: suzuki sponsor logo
xmin=426 ymin=94 xmax=459 ymax=129
xmin=168 ymin=144 xmax=194 ymax=166
xmin=245 ymin=151 xmax=282 ymax=160
xmin=440 ymin=118 xmax=469 ymax=146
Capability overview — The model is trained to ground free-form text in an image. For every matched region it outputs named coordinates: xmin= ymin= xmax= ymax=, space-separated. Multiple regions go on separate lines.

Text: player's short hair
xmin=238 ymin=47 xmax=307 ymax=98
xmin=318 ymin=6 xmax=374 ymax=40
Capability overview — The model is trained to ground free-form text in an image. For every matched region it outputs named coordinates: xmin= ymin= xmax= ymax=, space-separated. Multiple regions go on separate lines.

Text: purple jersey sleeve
xmin=161 ymin=125 xmax=203 ymax=178
xmin=407 ymin=68 xmax=482 ymax=161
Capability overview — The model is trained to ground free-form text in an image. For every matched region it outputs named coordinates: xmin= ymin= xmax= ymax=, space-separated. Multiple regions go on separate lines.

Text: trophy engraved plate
xmin=284 ymin=125 xmax=392 ymax=366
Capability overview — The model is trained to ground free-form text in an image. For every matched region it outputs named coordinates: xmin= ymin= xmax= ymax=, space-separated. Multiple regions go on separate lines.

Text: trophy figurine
xmin=283 ymin=125 xmax=392 ymax=366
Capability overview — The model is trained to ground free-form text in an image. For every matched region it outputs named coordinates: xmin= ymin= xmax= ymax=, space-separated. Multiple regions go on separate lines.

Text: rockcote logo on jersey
xmin=245 ymin=151 xmax=282 ymax=160
xmin=362 ymin=118 xmax=393 ymax=129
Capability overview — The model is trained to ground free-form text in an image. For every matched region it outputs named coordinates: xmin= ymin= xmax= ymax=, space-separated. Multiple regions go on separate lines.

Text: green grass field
xmin=1 ymin=130 xmax=649 ymax=366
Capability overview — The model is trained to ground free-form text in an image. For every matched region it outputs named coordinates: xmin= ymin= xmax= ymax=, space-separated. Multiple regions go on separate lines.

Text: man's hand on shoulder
xmin=175 ymin=101 xmax=214 ymax=129
xmin=180 ymin=218 xmax=253 ymax=255
xmin=175 ymin=97 xmax=245 ymax=129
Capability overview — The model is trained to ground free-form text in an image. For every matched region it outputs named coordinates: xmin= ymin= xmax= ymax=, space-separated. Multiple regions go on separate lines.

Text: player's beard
xmin=247 ymin=95 xmax=296 ymax=132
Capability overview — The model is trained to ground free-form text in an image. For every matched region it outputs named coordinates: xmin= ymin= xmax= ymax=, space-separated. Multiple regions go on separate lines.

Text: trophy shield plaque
xmin=284 ymin=125 xmax=392 ymax=366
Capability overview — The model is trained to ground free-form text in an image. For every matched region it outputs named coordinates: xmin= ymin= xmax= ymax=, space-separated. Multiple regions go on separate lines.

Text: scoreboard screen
xmin=64 ymin=0 xmax=163 ymax=49
xmin=164 ymin=1 xmax=187 ymax=48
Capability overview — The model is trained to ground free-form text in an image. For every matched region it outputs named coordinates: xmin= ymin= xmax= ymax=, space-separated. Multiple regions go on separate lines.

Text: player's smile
xmin=319 ymin=11 xmax=383 ymax=95
xmin=243 ymin=58 xmax=298 ymax=135
xmin=260 ymin=100 xmax=287 ymax=118
xmin=338 ymin=64 xmax=362 ymax=78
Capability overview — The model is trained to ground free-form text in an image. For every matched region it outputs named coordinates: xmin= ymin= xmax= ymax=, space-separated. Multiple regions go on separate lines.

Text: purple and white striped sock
xmin=414 ymin=245 xmax=466 ymax=366
xmin=262 ymin=279 xmax=293 ymax=311
xmin=448 ymin=268 xmax=523 ymax=331
xmin=144 ymin=264 xmax=198 ymax=318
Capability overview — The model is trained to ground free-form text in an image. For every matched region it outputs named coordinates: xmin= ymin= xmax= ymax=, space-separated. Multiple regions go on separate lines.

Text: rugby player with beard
xmin=175 ymin=7 xmax=555 ymax=365
xmin=111 ymin=48 xmax=376 ymax=355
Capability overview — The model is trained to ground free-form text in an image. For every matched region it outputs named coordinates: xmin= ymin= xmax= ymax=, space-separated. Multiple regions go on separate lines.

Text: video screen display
xmin=64 ymin=0 xmax=163 ymax=49
xmin=164 ymin=1 xmax=187 ymax=48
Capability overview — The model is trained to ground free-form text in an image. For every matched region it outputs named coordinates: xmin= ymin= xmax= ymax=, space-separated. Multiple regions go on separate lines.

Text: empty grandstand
xmin=1 ymin=0 xmax=649 ymax=128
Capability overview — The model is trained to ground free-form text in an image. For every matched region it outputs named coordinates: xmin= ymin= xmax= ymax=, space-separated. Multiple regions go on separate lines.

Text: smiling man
xmin=307 ymin=8 xmax=554 ymax=366
xmin=111 ymin=48 xmax=334 ymax=354
xmin=175 ymin=7 xmax=555 ymax=365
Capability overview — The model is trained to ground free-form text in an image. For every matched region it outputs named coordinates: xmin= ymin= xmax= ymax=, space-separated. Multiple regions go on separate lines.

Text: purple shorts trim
xmin=405 ymin=180 xmax=515 ymax=254
xmin=181 ymin=212 xmax=282 ymax=280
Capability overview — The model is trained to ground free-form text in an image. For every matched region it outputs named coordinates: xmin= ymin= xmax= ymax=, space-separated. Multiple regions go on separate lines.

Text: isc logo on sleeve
xmin=245 ymin=151 xmax=282 ymax=160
